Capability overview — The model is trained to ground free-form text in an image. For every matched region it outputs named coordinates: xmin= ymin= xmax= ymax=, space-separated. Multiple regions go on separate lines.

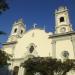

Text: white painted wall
xmin=14 ymin=29 xmax=52 ymax=58
xmin=56 ymin=39 xmax=74 ymax=59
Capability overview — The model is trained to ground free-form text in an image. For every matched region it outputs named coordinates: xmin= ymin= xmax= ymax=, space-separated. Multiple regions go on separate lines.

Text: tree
xmin=0 ymin=49 xmax=11 ymax=75
xmin=0 ymin=0 xmax=9 ymax=35
xmin=22 ymin=57 xmax=75 ymax=75
xmin=0 ymin=0 xmax=9 ymax=14
xmin=0 ymin=49 xmax=10 ymax=67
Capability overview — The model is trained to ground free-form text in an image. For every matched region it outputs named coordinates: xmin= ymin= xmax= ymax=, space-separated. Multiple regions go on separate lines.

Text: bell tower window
xmin=14 ymin=28 xmax=17 ymax=33
xmin=60 ymin=17 xmax=64 ymax=22
xmin=21 ymin=30 xmax=23 ymax=34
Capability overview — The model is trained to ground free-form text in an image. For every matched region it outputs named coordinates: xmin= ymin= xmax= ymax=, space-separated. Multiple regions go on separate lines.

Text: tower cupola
xmin=8 ymin=18 xmax=26 ymax=42
xmin=55 ymin=6 xmax=73 ymax=34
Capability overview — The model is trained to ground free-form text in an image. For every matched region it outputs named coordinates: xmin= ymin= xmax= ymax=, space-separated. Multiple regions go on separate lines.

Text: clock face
xmin=60 ymin=27 xmax=66 ymax=33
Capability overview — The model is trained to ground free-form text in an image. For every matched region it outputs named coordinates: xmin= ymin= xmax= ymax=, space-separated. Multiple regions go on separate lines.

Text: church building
xmin=2 ymin=6 xmax=75 ymax=75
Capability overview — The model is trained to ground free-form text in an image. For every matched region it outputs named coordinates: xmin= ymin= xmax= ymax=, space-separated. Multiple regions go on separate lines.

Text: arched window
xmin=60 ymin=17 xmax=64 ymax=22
xmin=13 ymin=66 xmax=19 ymax=75
xmin=62 ymin=51 xmax=69 ymax=59
xmin=21 ymin=30 xmax=23 ymax=34
xmin=29 ymin=45 xmax=34 ymax=53
xmin=14 ymin=28 xmax=17 ymax=33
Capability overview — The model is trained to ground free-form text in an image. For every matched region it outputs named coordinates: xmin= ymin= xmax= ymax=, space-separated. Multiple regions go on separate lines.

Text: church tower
xmin=55 ymin=6 xmax=73 ymax=34
xmin=7 ymin=19 xmax=26 ymax=42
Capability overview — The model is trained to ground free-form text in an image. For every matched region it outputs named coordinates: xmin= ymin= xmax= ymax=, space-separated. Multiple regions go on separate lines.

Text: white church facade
xmin=2 ymin=6 xmax=75 ymax=75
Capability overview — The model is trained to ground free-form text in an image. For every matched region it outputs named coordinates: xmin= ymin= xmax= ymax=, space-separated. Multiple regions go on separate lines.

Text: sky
xmin=0 ymin=0 xmax=75 ymax=45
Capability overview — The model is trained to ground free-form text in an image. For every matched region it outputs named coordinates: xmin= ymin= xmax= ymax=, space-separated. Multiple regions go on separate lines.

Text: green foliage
xmin=22 ymin=57 xmax=75 ymax=75
xmin=0 ymin=49 xmax=10 ymax=67
xmin=0 ymin=0 xmax=9 ymax=14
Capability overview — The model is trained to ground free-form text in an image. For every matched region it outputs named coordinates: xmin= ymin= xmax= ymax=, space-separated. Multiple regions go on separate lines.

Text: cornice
xmin=49 ymin=31 xmax=75 ymax=38
xmin=2 ymin=41 xmax=17 ymax=45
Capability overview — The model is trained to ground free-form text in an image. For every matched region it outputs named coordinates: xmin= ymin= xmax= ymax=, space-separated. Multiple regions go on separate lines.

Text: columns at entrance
xmin=18 ymin=66 xmax=25 ymax=75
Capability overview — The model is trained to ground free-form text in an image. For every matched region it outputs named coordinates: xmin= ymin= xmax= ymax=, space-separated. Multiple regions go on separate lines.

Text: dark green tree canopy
xmin=0 ymin=49 xmax=10 ymax=67
xmin=0 ymin=0 xmax=9 ymax=14
xmin=22 ymin=57 xmax=75 ymax=75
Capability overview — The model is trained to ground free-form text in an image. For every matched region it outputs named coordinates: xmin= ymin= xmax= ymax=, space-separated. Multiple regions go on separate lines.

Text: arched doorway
xmin=13 ymin=66 xmax=19 ymax=75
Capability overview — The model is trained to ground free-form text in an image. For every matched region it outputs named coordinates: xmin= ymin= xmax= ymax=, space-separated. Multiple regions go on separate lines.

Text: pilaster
xmin=51 ymin=39 xmax=56 ymax=58
xmin=71 ymin=36 xmax=75 ymax=58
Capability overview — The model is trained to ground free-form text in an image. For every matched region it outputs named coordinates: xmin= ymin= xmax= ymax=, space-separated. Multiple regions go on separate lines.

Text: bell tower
xmin=8 ymin=18 xmax=26 ymax=42
xmin=55 ymin=6 xmax=73 ymax=34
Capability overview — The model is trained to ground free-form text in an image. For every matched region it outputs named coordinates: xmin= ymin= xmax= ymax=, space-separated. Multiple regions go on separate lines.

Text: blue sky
xmin=0 ymin=0 xmax=75 ymax=45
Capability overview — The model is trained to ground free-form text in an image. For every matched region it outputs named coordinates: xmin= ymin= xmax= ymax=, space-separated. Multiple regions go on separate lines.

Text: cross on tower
xmin=33 ymin=23 xmax=37 ymax=28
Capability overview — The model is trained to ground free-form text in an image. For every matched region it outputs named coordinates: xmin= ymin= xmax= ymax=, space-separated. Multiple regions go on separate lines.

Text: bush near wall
xmin=22 ymin=57 xmax=75 ymax=75
xmin=0 ymin=49 xmax=10 ymax=75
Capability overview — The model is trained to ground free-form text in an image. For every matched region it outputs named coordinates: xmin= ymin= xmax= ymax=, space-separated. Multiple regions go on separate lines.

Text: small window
xmin=60 ymin=17 xmax=64 ymax=22
xmin=14 ymin=28 xmax=17 ymax=33
xmin=21 ymin=30 xmax=23 ymax=34
xmin=29 ymin=45 xmax=34 ymax=53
